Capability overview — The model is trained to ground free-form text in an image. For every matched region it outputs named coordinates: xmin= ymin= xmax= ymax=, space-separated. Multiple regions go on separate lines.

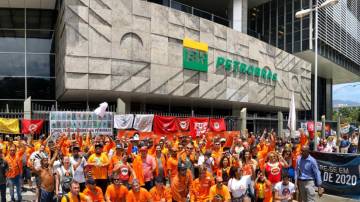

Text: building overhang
xmin=295 ymin=50 xmax=360 ymax=84
xmin=0 ymin=0 xmax=56 ymax=9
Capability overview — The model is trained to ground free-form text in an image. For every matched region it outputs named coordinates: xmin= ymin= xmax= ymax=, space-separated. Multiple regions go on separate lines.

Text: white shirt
xmin=29 ymin=151 xmax=48 ymax=170
xmin=227 ymin=175 xmax=253 ymax=198
xmin=274 ymin=181 xmax=295 ymax=202
xmin=70 ymin=156 xmax=87 ymax=183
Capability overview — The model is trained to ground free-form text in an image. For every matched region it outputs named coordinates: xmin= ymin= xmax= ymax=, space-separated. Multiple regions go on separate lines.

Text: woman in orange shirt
xmin=254 ymin=171 xmax=272 ymax=202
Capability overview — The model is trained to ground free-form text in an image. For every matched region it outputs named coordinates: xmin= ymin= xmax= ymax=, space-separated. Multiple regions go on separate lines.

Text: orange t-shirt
xmin=126 ymin=188 xmax=152 ymax=202
xmin=190 ymin=173 xmax=214 ymax=202
xmin=105 ymin=184 xmax=128 ymax=202
xmin=149 ymin=186 xmax=172 ymax=202
xmin=60 ymin=192 xmax=88 ymax=202
xmin=166 ymin=156 xmax=178 ymax=180
xmin=87 ymin=153 xmax=109 ymax=179
xmin=154 ymin=154 xmax=167 ymax=178
xmin=5 ymin=148 xmax=25 ymax=178
xmin=82 ymin=186 xmax=104 ymax=202
xmin=171 ymin=170 xmax=193 ymax=202
xmin=209 ymin=185 xmax=231 ymax=202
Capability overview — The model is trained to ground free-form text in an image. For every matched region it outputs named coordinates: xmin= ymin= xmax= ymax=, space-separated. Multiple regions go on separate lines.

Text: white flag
xmin=94 ymin=102 xmax=108 ymax=118
xmin=114 ymin=114 xmax=134 ymax=129
xmin=133 ymin=114 xmax=154 ymax=132
xmin=288 ymin=91 xmax=296 ymax=135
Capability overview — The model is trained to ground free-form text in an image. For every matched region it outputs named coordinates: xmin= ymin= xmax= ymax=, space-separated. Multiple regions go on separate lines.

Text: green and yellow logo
xmin=183 ymin=38 xmax=208 ymax=72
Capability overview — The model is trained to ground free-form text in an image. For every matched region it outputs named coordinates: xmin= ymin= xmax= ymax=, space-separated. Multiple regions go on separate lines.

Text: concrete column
xmin=116 ymin=98 xmax=130 ymax=114
xmin=231 ymin=0 xmax=248 ymax=33
xmin=321 ymin=115 xmax=326 ymax=138
xmin=240 ymin=108 xmax=247 ymax=135
xmin=278 ymin=112 xmax=283 ymax=138
xmin=325 ymin=79 xmax=333 ymax=119
xmin=336 ymin=115 xmax=341 ymax=146
xmin=24 ymin=97 xmax=31 ymax=119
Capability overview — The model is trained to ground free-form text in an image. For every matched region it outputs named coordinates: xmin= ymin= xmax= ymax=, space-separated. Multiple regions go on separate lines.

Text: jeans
xmin=0 ymin=184 xmax=5 ymax=202
xmin=8 ymin=175 xmax=22 ymax=201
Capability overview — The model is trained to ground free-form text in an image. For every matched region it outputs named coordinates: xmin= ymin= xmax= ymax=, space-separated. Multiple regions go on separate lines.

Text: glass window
xmin=286 ymin=33 xmax=292 ymax=43
xmin=302 ymin=28 xmax=310 ymax=39
xmin=302 ymin=39 xmax=309 ymax=50
xmin=26 ymin=9 xmax=57 ymax=30
xmin=0 ymin=53 xmax=25 ymax=76
xmin=294 ymin=20 xmax=301 ymax=31
xmin=0 ymin=30 xmax=25 ymax=52
xmin=27 ymin=77 xmax=55 ymax=100
xmin=294 ymin=0 xmax=301 ymax=10
xmin=26 ymin=31 xmax=54 ymax=53
xmin=294 ymin=41 xmax=301 ymax=52
xmin=294 ymin=31 xmax=301 ymax=41
xmin=27 ymin=54 xmax=55 ymax=77
xmin=302 ymin=17 xmax=310 ymax=29
xmin=286 ymin=43 xmax=292 ymax=53
xmin=0 ymin=77 xmax=25 ymax=99
xmin=0 ymin=8 xmax=25 ymax=29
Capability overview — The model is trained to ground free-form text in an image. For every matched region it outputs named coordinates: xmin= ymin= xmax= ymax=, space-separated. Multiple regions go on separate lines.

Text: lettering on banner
xmin=319 ymin=165 xmax=357 ymax=186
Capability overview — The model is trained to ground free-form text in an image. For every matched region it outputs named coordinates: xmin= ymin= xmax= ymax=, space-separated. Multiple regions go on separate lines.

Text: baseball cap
xmin=133 ymin=134 xmax=140 ymax=141
xmin=86 ymin=178 xmax=96 ymax=185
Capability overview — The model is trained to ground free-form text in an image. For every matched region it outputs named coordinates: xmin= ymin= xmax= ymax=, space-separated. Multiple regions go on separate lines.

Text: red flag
xmin=190 ymin=117 xmax=209 ymax=138
xmin=209 ymin=118 xmax=226 ymax=132
xmin=153 ymin=115 xmax=178 ymax=134
xmin=21 ymin=119 xmax=44 ymax=134
xmin=177 ymin=118 xmax=190 ymax=131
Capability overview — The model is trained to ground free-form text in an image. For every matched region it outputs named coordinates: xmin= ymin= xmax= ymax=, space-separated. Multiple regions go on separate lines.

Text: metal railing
xmin=149 ymin=0 xmax=231 ymax=27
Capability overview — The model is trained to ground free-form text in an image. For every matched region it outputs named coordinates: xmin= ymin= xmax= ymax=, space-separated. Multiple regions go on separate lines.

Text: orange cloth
xmin=83 ymin=186 xmax=104 ymax=202
xmin=255 ymin=180 xmax=272 ymax=202
xmin=190 ymin=172 xmax=214 ymax=202
xmin=209 ymin=185 xmax=231 ymax=202
xmin=170 ymin=170 xmax=193 ymax=202
xmin=149 ymin=186 xmax=172 ymax=202
xmin=87 ymin=153 xmax=109 ymax=179
xmin=242 ymin=163 xmax=253 ymax=176
xmin=132 ymin=155 xmax=145 ymax=186
xmin=5 ymin=148 xmax=25 ymax=178
xmin=25 ymin=146 xmax=35 ymax=167
xmin=60 ymin=192 xmax=88 ymax=202
xmin=166 ymin=156 xmax=178 ymax=180
xmin=126 ymin=188 xmax=152 ymax=202
xmin=108 ymin=154 xmax=124 ymax=175
xmin=105 ymin=184 xmax=128 ymax=202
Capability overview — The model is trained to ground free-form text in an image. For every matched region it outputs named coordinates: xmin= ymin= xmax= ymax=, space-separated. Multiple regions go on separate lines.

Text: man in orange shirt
xmin=87 ymin=143 xmax=110 ymax=194
xmin=190 ymin=165 xmax=214 ymax=202
xmin=126 ymin=179 xmax=152 ymax=202
xmin=149 ymin=176 xmax=171 ymax=202
xmin=61 ymin=181 xmax=91 ymax=202
xmin=209 ymin=176 xmax=231 ymax=202
xmin=5 ymin=143 xmax=25 ymax=202
xmin=82 ymin=178 xmax=105 ymax=202
xmin=153 ymin=144 xmax=167 ymax=180
xmin=105 ymin=174 xmax=128 ymax=202
xmin=170 ymin=161 xmax=193 ymax=202
xmin=166 ymin=147 xmax=178 ymax=182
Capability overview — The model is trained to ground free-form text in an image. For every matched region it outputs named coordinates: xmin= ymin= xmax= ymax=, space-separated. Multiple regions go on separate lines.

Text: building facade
xmin=1 ymin=0 xmax=358 ymax=131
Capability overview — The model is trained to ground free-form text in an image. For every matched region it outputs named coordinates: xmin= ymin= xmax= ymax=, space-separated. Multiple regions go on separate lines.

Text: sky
xmin=333 ymin=82 xmax=360 ymax=103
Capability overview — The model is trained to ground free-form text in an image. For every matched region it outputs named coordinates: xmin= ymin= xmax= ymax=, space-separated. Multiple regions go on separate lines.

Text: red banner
xmin=190 ymin=117 xmax=209 ymax=138
xmin=153 ymin=115 xmax=178 ymax=134
xmin=21 ymin=119 xmax=44 ymax=134
xmin=177 ymin=118 xmax=190 ymax=131
xmin=209 ymin=118 xmax=226 ymax=132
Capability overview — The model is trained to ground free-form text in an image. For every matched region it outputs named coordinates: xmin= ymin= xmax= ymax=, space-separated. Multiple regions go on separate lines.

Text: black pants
xmin=95 ymin=179 xmax=108 ymax=194
xmin=0 ymin=184 xmax=5 ymax=202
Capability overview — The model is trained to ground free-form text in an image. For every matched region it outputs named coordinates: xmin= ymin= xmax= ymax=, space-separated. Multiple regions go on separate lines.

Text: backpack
xmin=60 ymin=167 xmax=73 ymax=193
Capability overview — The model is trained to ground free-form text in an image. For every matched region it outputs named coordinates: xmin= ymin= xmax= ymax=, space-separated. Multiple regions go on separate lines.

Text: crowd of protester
xmin=1 ymin=127 xmax=356 ymax=202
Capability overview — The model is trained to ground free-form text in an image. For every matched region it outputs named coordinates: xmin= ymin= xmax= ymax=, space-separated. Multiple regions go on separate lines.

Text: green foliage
xmin=333 ymin=107 xmax=360 ymax=124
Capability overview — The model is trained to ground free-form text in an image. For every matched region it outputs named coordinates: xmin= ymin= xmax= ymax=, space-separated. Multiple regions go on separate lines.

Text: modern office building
xmin=0 ymin=0 xmax=358 ymax=131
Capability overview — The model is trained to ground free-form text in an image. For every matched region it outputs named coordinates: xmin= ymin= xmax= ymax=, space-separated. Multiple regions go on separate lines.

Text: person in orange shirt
xmin=166 ymin=147 xmax=178 ymax=182
xmin=5 ymin=143 xmax=25 ymax=202
xmin=254 ymin=171 xmax=272 ymax=202
xmin=190 ymin=165 xmax=214 ymax=202
xmin=149 ymin=176 xmax=172 ymax=202
xmin=209 ymin=176 xmax=231 ymax=202
xmin=105 ymin=174 xmax=128 ymax=202
xmin=153 ymin=144 xmax=167 ymax=180
xmin=82 ymin=178 xmax=105 ymax=202
xmin=126 ymin=179 xmax=152 ymax=202
xmin=87 ymin=143 xmax=110 ymax=194
xmin=61 ymin=181 xmax=91 ymax=202
xmin=170 ymin=161 xmax=193 ymax=202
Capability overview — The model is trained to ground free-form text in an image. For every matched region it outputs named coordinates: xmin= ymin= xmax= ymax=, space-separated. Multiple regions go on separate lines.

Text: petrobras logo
xmin=182 ymin=38 xmax=208 ymax=72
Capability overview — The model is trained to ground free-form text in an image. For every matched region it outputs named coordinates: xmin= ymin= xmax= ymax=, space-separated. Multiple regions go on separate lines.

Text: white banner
xmin=50 ymin=111 xmax=113 ymax=135
xmin=133 ymin=114 xmax=154 ymax=132
xmin=114 ymin=114 xmax=134 ymax=129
